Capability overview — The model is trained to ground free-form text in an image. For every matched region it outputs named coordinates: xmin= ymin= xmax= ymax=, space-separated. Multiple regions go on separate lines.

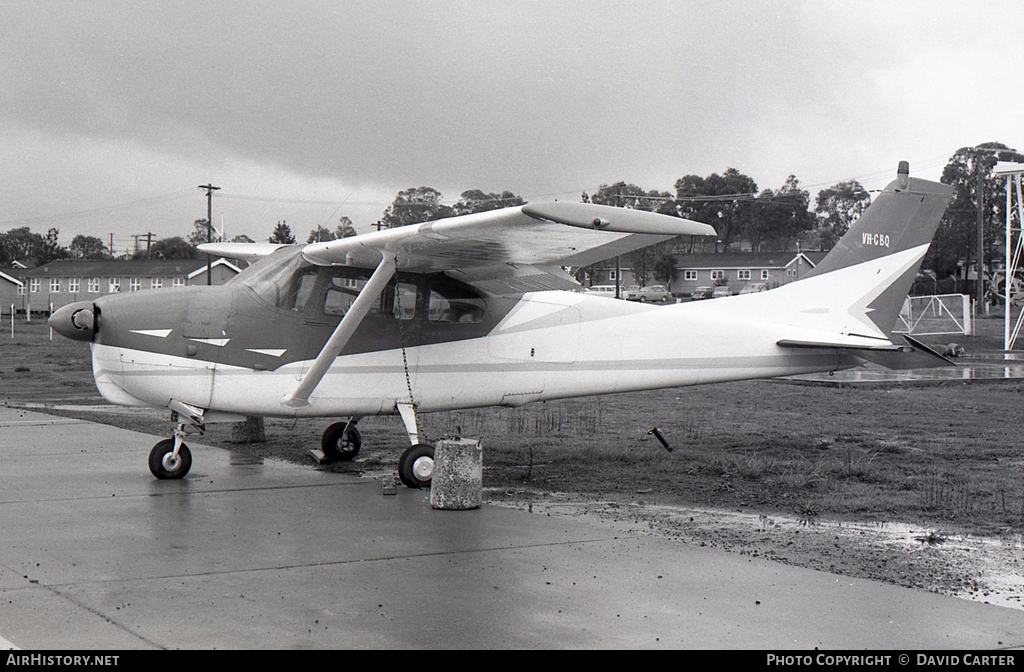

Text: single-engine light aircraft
xmin=50 ymin=163 xmax=954 ymax=487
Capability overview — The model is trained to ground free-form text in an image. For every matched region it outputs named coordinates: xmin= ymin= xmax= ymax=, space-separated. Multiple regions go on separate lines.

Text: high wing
xmin=198 ymin=203 xmax=714 ymax=288
xmin=296 ymin=202 xmax=715 ymax=273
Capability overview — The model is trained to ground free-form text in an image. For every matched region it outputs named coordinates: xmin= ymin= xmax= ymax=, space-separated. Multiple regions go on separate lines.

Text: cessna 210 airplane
xmin=50 ymin=162 xmax=954 ymax=487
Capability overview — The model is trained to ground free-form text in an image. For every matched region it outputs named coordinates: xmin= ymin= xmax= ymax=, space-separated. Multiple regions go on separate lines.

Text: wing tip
xmin=523 ymin=202 xmax=716 ymax=237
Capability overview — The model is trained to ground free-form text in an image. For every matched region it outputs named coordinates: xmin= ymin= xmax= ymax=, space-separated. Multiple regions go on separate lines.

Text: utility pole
xmin=198 ymin=184 xmax=220 ymax=285
xmin=130 ymin=232 xmax=155 ymax=258
xmin=977 ymin=164 xmax=985 ymax=315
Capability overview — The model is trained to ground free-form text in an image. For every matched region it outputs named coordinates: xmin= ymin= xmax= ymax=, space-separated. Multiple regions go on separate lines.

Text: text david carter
xmin=767 ymin=654 xmax=1016 ymax=666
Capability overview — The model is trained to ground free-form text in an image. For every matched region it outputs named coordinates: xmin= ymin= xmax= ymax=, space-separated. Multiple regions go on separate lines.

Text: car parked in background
xmin=690 ymin=286 xmax=713 ymax=300
xmin=712 ymin=286 xmax=732 ymax=298
xmin=583 ymin=284 xmax=621 ymax=298
xmin=624 ymin=284 xmax=672 ymax=303
xmin=739 ymin=282 xmax=769 ymax=294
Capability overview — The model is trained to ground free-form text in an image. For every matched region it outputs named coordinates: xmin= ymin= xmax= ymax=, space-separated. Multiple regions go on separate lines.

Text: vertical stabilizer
xmin=800 ymin=163 xmax=953 ymax=338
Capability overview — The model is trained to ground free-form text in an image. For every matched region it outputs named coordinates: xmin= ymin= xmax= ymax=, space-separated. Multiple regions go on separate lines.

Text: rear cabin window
xmin=428 ymin=282 xmax=486 ymax=323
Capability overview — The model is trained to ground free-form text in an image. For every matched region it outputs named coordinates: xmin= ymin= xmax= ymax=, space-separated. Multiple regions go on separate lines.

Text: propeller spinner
xmin=48 ymin=301 xmax=96 ymax=342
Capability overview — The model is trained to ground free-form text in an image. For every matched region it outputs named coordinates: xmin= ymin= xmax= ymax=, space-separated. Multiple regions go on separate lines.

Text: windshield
xmin=234 ymin=247 xmax=317 ymax=310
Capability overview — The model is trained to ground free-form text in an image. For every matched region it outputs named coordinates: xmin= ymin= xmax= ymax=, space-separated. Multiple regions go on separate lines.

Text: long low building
xmin=586 ymin=251 xmax=828 ymax=296
xmin=18 ymin=257 xmax=241 ymax=312
xmin=669 ymin=251 xmax=826 ymax=295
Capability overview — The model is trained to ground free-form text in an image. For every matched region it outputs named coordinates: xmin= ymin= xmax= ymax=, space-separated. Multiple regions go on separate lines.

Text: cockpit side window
xmin=324 ymin=273 xmax=376 ymax=317
xmin=285 ymin=268 xmax=319 ymax=312
xmin=384 ymin=281 xmax=417 ymax=321
xmin=323 ymin=268 xmax=416 ymax=320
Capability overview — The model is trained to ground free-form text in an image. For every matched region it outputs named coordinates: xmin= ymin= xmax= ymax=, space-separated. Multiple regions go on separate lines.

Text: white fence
xmin=893 ymin=294 xmax=971 ymax=336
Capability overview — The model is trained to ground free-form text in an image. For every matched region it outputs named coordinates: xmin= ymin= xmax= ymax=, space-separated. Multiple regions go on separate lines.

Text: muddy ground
xmin=3 ymin=315 xmax=1023 ymax=610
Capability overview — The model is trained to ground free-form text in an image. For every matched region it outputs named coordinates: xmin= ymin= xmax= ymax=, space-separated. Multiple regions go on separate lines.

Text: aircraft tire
xmin=398 ymin=444 xmax=435 ymax=489
xmin=148 ymin=439 xmax=192 ymax=479
xmin=321 ymin=422 xmax=361 ymax=461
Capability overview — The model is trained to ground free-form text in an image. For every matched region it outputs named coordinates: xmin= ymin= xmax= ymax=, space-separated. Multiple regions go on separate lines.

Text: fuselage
xmin=79 ymin=261 xmax=857 ymax=420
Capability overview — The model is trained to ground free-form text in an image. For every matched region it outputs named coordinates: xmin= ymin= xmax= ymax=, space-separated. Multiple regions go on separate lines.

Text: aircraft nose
xmin=48 ymin=301 xmax=96 ymax=342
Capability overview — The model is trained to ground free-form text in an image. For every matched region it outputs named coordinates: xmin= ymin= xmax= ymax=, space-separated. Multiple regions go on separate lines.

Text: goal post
xmin=893 ymin=294 xmax=971 ymax=337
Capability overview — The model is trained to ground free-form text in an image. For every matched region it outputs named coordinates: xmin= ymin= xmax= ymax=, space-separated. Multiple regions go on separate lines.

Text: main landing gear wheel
xmin=321 ymin=422 xmax=362 ymax=461
xmin=398 ymin=444 xmax=435 ymax=489
xmin=148 ymin=439 xmax=192 ymax=479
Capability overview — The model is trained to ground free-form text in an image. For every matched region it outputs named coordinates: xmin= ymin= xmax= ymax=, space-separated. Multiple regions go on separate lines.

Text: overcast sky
xmin=1 ymin=0 xmax=1021 ymax=255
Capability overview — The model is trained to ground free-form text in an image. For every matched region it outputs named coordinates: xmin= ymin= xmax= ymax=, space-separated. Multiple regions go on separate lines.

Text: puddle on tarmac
xmin=788 ymin=353 xmax=1024 ymax=384
xmin=229 ymin=452 xmax=264 ymax=467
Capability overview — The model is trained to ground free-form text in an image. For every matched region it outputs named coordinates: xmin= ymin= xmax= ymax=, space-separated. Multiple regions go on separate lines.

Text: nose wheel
xmin=149 ymin=438 xmax=192 ymax=479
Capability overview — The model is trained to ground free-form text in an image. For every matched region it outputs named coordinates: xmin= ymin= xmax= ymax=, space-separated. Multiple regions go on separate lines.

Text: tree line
xmin=1 ymin=143 xmax=1019 ymax=286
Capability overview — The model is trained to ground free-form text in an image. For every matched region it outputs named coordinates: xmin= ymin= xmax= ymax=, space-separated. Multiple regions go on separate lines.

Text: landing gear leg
xmin=149 ymin=400 xmax=205 ymax=480
xmin=396 ymin=403 xmax=433 ymax=489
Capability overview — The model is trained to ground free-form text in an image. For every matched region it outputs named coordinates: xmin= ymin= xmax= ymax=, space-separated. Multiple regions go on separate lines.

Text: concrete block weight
xmin=430 ymin=438 xmax=482 ymax=510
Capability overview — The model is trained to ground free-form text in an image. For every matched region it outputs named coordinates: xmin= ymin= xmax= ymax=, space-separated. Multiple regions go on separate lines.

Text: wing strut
xmin=282 ymin=252 xmax=397 ymax=409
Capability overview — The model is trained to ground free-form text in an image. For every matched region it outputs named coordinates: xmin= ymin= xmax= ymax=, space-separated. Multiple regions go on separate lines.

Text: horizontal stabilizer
xmin=777 ymin=338 xmax=903 ymax=352
xmin=198 ymin=242 xmax=288 ymax=261
xmin=899 ymin=334 xmax=958 ymax=367
xmin=778 ymin=335 xmax=955 ymax=370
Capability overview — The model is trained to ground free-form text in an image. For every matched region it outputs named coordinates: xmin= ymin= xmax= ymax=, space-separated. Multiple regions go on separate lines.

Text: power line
xmin=218 ymin=193 xmax=371 ymax=206
xmin=0 ymin=190 xmax=195 ymax=227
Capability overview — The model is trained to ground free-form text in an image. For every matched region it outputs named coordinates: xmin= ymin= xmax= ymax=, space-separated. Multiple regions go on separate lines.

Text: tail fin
xmin=805 ymin=162 xmax=953 ymax=278
xmin=799 ymin=162 xmax=953 ymax=340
